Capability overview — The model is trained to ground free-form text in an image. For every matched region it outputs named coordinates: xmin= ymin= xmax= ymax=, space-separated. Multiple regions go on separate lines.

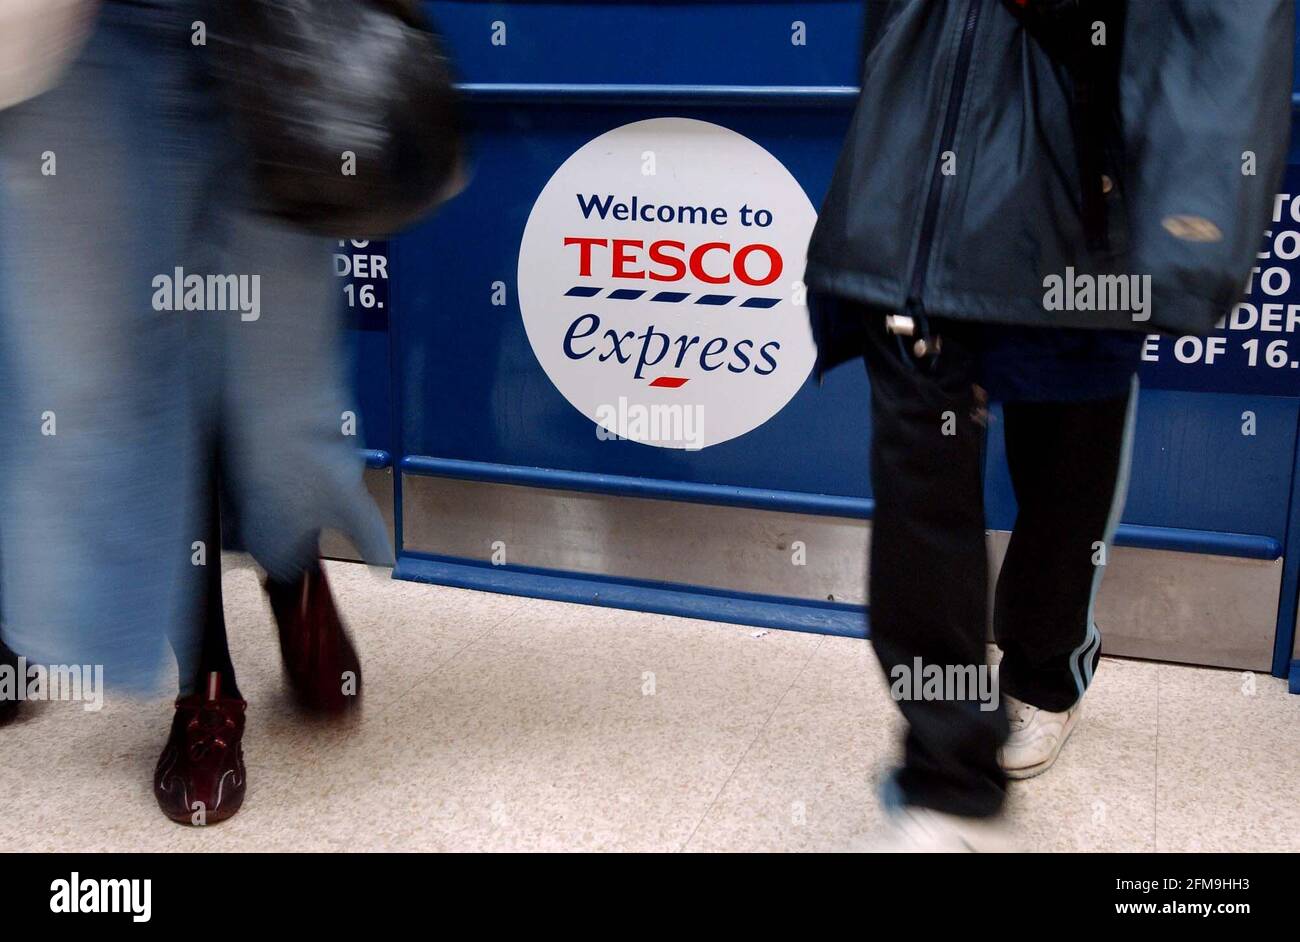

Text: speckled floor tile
xmin=1153 ymin=662 xmax=1300 ymax=852
xmin=2 ymin=559 xmax=1297 ymax=852
xmin=683 ymin=634 xmax=899 ymax=852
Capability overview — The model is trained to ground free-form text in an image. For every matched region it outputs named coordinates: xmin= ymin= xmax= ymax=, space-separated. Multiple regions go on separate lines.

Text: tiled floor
xmin=3 ymin=558 xmax=1298 ymax=852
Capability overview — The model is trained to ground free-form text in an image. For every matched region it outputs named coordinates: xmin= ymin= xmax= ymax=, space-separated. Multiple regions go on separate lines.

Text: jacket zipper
xmin=906 ymin=0 xmax=983 ymax=316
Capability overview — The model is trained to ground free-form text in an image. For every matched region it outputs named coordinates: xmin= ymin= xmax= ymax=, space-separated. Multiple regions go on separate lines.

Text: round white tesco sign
xmin=517 ymin=117 xmax=817 ymax=450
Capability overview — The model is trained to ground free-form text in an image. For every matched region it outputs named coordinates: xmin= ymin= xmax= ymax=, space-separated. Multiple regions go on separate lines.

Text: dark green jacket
xmin=805 ymin=0 xmax=1293 ymax=373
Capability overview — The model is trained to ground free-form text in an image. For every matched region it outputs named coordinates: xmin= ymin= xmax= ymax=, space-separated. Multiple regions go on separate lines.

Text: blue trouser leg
xmin=0 ymin=4 xmax=208 ymax=691
xmin=0 ymin=0 xmax=392 ymax=693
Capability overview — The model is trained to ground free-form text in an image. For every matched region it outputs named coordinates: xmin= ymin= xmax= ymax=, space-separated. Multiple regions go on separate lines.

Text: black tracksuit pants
xmin=861 ymin=310 xmax=1137 ymax=818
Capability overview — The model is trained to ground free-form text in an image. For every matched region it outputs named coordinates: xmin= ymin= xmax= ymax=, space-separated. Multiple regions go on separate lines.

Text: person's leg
xmin=207 ymin=204 xmax=389 ymax=714
xmin=154 ymin=446 xmax=248 ymax=827
xmin=994 ymin=380 xmax=1138 ymax=711
xmin=0 ymin=636 xmax=19 ymax=726
xmin=0 ymin=545 xmax=15 ymax=725
xmin=861 ymin=311 xmax=1008 ymax=819
xmin=211 ymin=210 xmax=391 ymax=583
xmin=188 ymin=457 xmax=241 ymax=701
xmin=0 ymin=3 xmax=208 ymax=692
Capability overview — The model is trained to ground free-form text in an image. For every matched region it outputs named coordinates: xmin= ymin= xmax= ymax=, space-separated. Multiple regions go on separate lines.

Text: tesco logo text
xmin=563 ymin=237 xmax=783 ymax=287
xmin=563 ymin=316 xmax=780 ymax=380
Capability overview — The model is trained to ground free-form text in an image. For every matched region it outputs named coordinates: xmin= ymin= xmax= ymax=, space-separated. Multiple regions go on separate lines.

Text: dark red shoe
xmin=154 ymin=675 xmax=247 ymax=826
xmin=0 ymin=642 xmax=19 ymax=727
xmin=264 ymin=563 xmax=362 ymax=715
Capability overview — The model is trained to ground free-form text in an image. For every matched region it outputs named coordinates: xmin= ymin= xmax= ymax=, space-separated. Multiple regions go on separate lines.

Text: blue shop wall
xmin=338 ymin=1 xmax=1300 ymax=680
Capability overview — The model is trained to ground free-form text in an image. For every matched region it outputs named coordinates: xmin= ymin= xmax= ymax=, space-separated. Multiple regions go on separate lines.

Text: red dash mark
xmin=648 ymin=376 xmax=689 ymax=388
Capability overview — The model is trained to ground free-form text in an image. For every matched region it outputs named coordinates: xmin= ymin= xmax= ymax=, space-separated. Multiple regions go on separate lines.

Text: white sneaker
xmin=861 ymin=805 xmax=1020 ymax=853
xmin=998 ymin=694 xmax=1081 ymax=780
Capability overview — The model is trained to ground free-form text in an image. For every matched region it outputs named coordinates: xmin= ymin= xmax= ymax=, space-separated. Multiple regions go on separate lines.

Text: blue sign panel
xmin=346 ymin=1 xmax=1300 ymax=679
xmin=1139 ymin=174 xmax=1300 ymax=398
xmin=337 ymin=239 xmax=393 ymax=458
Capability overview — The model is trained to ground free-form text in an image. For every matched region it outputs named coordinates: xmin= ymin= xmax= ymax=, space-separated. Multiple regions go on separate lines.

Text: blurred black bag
xmin=213 ymin=0 xmax=463 ymax=237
